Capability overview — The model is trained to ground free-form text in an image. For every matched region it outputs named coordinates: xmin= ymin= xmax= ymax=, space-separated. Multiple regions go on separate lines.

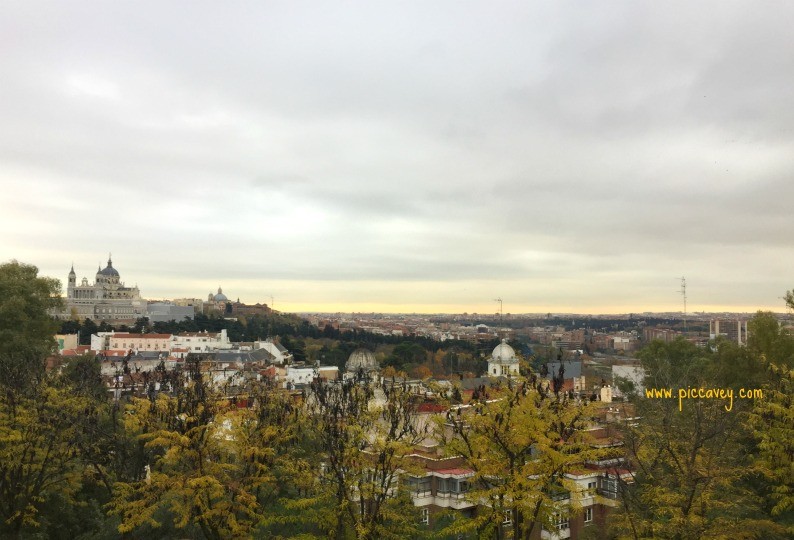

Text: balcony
xmin=432 ymin=491 xmax=476 ymax=510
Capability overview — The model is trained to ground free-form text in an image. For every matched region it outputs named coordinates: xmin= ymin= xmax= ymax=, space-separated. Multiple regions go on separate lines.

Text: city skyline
xmin=1 ymin=2 xmax=792 ymax=314
xmin=34 ymin=257 xmax=788 ymax=316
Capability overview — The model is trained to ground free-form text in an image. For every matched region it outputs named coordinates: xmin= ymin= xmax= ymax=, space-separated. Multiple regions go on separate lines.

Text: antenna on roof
xmin=677 ymin=277 xmax=687 ymax=333
xmin=494 ymin=297 xmax=503 ymax=320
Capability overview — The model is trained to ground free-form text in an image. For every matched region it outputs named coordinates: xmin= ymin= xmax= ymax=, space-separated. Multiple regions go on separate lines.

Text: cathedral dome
xmin=98 ymin=257 xmax=119 ymax=277
xmin=491 ymin=339 xmax=517 ymax=364
xmin=99 ymin=266 xmax=119 ymax=277
xmin=346 ymin=348 xmax=379 ymax=373
xmin=213 ymin=287 xmax=228 ymax=302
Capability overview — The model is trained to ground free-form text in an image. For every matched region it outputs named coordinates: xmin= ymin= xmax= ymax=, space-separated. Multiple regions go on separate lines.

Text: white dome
xmin=491 ymin=340 xmax=517 ymax=364
xmin=346 ymin=348 xmax=379 ymax=373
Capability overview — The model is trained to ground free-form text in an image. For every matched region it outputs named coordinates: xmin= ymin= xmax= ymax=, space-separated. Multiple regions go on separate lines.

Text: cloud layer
xmin=1 ymin=1 xmax=792 ymax=313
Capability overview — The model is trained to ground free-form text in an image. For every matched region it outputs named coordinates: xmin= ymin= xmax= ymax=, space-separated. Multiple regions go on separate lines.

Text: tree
xmin=108 ymin=357 xmax=263 ymax=539
xmin=27 ymin=354 xmax=122 ymax=539
xmin=410 ymin=365 xmax=432 ymax=380
xmin=0 ymin=382 xmax=98 ymax=537
xmin=131 ymin=317 xmax=150 ymax=333
xmin=611 ymin=337 xmax=784 ymax=539
xmin=0 ymin=263 xmax=117 ymax=537
xmin=80 ymin=318 xmax=99 ymax=345
xmin=59 ymin=319 xmax=81 ymax=335
xmin=745 ymin=311 xmax=794 ymax=535
xmin=107 ymin=357 xmax=328 ymax=539
xmin=0 ymin=263 xmax=66 ymax=535
xmin=383 ymin=342 xmax=427 ymax=372
xmin=746 ymin=312 xmax=794 ymax=373
xmin=439 ymin=377 xmax=611 ymax=539
xmin=747 ymin=358 xmax=794 ymax=535
xmin=0 ymin=261 xmax=62 ymax=393
xmin=307 ymin=378 xmax=427 ymax=539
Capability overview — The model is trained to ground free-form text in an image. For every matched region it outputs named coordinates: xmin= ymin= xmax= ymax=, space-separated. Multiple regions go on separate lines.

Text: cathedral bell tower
xmin=67 ymin=264 xmax=76 ymax=298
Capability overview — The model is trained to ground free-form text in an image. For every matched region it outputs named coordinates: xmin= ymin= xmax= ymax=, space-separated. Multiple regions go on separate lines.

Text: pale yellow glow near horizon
xmin=46 ymin=268 xmax=789 ymax=317
xmin=276 ymin=301 xmax=783 ymax=315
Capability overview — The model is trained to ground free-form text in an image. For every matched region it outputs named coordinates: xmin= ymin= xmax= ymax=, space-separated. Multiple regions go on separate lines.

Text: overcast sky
xmin=1 ymin=1 xmax=792 ymax=314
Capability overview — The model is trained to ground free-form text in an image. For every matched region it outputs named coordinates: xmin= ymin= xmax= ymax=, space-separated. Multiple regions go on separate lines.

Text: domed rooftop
xmin=346 ymin=348 xmax=379 ymax=373
xmin=491 ymin=339 xmax=518 ymax=364
xmin=213 ymin=286 xmax=228 ymax=302
xmin=98 ymin=257 xmax=119 ymax=277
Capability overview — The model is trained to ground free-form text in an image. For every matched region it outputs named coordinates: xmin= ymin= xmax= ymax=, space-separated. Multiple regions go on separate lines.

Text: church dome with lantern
xmin=488 ymin=339 xmax=519 ymax=377
xmin=345 ymin=348 xmax=379 ymax=374
xmin=213 ymin=287 xmax=228 ymax=302
xmin=491 ymin=340 xmax=517 ymax=364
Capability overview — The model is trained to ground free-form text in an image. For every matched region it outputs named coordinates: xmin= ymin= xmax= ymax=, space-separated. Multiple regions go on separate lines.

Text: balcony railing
xmin=435 ymin=491 xmax=469 ymax=500
xmin=597 ymin=487 xmax=619 ymax=500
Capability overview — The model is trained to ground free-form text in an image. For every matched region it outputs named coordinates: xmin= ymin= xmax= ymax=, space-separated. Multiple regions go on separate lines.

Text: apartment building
xmin=108 ymin=332 xmax=173 ymax=352
xmin=709 ymin=318 xmax=748 ymax=345
xmin=172 ymin=329 xmax=232 ymax=352
xmin=401 ymin=397 xmax=634 ymax=539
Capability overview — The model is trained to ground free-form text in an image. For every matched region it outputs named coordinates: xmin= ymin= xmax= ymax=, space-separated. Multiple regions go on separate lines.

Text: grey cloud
xmin=2 ymin=1 xmax=793 ymax=310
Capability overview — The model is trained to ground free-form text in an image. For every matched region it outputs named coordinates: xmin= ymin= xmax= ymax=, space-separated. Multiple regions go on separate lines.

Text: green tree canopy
xmin=0 ymin=262 xmax=118 ymax=538
xmin=745 ymin=311 xmax=794 ymax=535
xmin=612 ymin=334 xmax=788 ymax=539
xmin=0 ymin=260 xmax=62 ymax=392
xmin=439 ymin=378 xmax=613 ymax=539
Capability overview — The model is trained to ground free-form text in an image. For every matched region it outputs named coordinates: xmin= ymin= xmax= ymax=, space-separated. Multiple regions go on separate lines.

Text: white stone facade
xmin=172 ymin=329 xmax=232 ymax=352
xmin=62 ymin=257 xmax=145 ymax=322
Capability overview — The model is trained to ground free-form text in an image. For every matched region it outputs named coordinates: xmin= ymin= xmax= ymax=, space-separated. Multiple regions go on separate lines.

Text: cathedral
xmin=61 ymin=256 xmax=146 ymax=323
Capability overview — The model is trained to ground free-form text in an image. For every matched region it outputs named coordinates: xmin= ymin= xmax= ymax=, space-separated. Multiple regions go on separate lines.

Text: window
xmin=421 ymin=508 xmax=429 ymax=525
xmin=437 ymin=477 xmax=450 ymax=494
xmin=599 ymin=477 xmax=618 ymax=499
xmin=418 ymin=476 xmax=431 ymax=494
xmin=405 ymin=476 xmax=431 ymax=496
xmin=554 ymin=513 xmax=569 ymax=531
xmin=584 ymin=507 xmax=593 ymax=523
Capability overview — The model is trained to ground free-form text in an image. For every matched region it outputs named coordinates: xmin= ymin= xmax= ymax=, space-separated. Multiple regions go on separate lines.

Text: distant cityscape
xmin=52 ymin=256 xmax=790 ymax=400
xmin=4 ymin=255 xmax=790 ymax=539
xmin=57 ymin=256 xmax=787 ymax=327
